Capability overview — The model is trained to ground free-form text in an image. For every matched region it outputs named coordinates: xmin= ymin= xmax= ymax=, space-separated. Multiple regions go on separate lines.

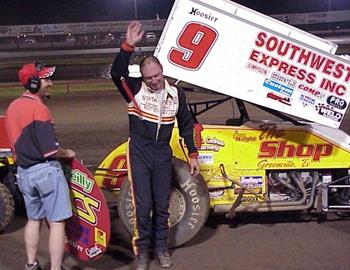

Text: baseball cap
xmin=18 ymin=62 xmax=56 ymax=86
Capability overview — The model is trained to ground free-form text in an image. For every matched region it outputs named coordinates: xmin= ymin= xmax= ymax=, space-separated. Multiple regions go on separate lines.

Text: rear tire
xmin=117 ymin=157 xmax=209 ymax=247
xmin=0 ymin=182 xmax=15 ymax=232
xmin=2 ymin=170 xmax=25 ymax=214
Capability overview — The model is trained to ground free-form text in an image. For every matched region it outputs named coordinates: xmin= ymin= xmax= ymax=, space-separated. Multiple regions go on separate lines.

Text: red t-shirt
xmin=5 ymin=91 xmax=59 ymax=167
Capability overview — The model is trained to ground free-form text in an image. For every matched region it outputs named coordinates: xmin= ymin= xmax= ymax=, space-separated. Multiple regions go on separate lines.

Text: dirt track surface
xmin=1 ymin=90 xmax=350 ymax=270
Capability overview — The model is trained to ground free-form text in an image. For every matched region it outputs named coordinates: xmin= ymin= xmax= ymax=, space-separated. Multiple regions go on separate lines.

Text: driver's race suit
xmin=110 ymin=41 xmax=198 ymax=255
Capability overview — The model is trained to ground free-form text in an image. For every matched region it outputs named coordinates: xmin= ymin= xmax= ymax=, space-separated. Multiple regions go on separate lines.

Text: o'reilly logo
xmin=189 ymin=7 xmax=218 ymax=22
xmin=70 ymin=169 xmax=94 ymax=193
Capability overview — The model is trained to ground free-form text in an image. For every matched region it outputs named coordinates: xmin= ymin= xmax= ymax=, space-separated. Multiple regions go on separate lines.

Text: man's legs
xmin=129 ymin=156 xmax=153 ymax=256
xmin=128 ymin=137 xmax=154 ymax=269
xmin=152 ymin=145 xmax=173 ymax=268
xmin=24 ymin=219 xmax=42 ymax=264
xmin=48 ymin=221 xmax=66 ymax=270
xmin=42 ymin=161 xmax=72 ymax=270
xmin=152 ymin=145 xmax=172 ymax=252
xmin=18 ymin=161 xmax=71 ymax=270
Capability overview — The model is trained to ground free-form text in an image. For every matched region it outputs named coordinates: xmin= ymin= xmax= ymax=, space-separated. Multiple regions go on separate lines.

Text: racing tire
xmin=0 ymin=182 xmax=15 ymax=232
xmin=2 ymin=170 xmax=25 ymax=214
xmin=117 ymin=157 xmax=210 ymax=248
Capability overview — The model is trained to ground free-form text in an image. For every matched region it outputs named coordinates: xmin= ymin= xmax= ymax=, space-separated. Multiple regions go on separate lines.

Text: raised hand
xmin=126 ymin=21 xmax=144 ymax=46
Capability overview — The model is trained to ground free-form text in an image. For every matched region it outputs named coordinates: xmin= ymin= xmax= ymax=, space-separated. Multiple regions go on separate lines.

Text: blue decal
xmin=299 ymin=94 xmax=315 ymax=105
xmin=263 ymin=79 xmax=294 ymax=97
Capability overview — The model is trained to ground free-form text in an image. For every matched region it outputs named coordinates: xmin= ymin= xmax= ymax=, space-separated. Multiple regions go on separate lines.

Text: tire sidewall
xmin=117 ymin=157 xmax=209 ymax=248
xmin=0 ymin=182 xmax=15 ymax=232
xmin=2 ymin=168 xmax=25 ymax=214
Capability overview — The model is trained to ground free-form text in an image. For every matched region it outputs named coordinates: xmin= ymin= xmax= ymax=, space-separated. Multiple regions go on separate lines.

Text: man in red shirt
xmin=5 ymin=62 xmax=75 ymax=270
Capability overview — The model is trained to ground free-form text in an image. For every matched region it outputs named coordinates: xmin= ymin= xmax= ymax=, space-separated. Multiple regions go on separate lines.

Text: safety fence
xmin=0 ymin=79 xmax=116 ymax=97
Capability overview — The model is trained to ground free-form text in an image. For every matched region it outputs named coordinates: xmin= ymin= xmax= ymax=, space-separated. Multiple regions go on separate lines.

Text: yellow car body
xmin=95 ymin=120 xmax=350 ymax=212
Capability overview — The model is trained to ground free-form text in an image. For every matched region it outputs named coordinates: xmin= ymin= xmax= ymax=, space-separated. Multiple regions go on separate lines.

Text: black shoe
xmin=24 ymin=260 xmax=42 ymax=270
xmin=156 ymin=250 xmax=172 ymax=268
xmin=133 ymin=252 xmax=150 ymax=270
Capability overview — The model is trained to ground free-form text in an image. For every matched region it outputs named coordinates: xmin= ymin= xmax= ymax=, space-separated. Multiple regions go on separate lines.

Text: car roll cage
xmin=188 ymin=94 xmax=305 ymax=126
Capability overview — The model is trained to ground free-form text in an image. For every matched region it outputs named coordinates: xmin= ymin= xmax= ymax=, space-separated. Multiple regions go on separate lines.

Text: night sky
xmin=0 ymin=0 xmax=348 ymax=26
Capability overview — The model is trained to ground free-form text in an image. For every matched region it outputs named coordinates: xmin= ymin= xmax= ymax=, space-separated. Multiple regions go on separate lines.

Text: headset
xmin=26 ymin=62 xmax=44 ymax=93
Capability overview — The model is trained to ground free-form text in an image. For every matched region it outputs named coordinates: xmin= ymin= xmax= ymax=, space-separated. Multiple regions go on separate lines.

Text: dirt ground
xmin=1 ymin=90 xmax=350 ymax=270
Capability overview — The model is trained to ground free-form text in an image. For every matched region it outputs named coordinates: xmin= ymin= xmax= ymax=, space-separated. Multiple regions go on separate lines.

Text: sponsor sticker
xmin=299 ymin=94 xmax=316 ymax=106
xmin=69 ymin=169 xmax=94 ymax=193
xmin=271 ymin=72 xmax=297 ymax=88
xmin=209 ymin=189 xmax=225 ymax=198
xmin=246 ymin=62 xmax=269 ymax=76
xmin=233 ymin=132 xmax=257 ymax=142
xmin=95 ymin=227 xmax=107 ymax=247
xmin=205 ymin=137 xmax=225 ymax=146
xmin=85 ymin=244 xmax=103 ymax=259
xmin=326 ymin=95 xmax=347 ymax=110
xmin=188 ymin=7 xmax=219 ymax=22
xmin=298 ymin=84 xmax=325 ymax=99
xmin=316 ymin=104 xmax=343 ymax=122
xmin=263 ymin=79 xmax=294 ymax=97
xmin=199 ymin=136 xmax=225 ymax=152
xmin=240 ymin=176 xmax=263 ymax=187
xmin=198 ymin=153 xmax=214 ymax=164
xmin=267 ymin=92 xmax=291 ymax=105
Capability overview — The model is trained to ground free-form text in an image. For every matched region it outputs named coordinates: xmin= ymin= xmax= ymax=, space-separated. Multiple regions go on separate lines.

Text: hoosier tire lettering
xmin=180 ymin=178 xmax=202 ymax=230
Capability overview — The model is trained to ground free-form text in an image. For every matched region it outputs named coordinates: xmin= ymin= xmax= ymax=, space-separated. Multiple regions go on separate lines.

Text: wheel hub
xmin=168 ymin=188 xmax=186 ymax=227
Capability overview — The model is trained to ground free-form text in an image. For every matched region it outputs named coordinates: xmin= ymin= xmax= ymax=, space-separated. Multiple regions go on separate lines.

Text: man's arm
xmin=110 ymin=45 xmax=138 ymax=103
xmin=177 ymin=87 xmax=197 ymax=155
xmin=52 ymin=147 xmax=75 ymax=159
xmin=176 ymin=87 xmax=200 ymax=176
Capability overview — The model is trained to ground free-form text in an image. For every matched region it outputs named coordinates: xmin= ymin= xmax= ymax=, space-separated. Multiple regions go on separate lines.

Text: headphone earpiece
xmin=26 ymin=76 xmax=41 ymax=93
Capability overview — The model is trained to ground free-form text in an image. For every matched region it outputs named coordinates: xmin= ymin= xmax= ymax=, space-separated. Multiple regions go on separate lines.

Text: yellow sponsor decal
xmin=233 ymin=131 xmax=257 ymax=142
xmin=7 ymin=157 xmax=14 ymax=165
xmin=94 ymin=227 xmax=107 ymax=247
xmin=70 ymin=187 xmax=101 ymax=226
xmin=0 ymin=157 xmax=14 ymax=166
xmin=198 ymin=136 xmax=225 ymax=152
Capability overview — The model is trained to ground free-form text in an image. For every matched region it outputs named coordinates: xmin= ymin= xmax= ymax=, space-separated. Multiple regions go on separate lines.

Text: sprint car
xmin=0 ymin=116 xmax=24 ymax=232
xmin=94 ymin=95 xmax=350 ymax=247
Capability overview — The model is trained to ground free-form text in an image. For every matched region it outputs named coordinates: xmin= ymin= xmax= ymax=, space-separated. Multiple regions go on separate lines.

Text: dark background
xmin=0 ymin=0 xmax=348 ymax=25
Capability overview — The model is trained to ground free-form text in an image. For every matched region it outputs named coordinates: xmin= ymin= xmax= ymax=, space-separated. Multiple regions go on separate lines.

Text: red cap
xmin=18 ymin=63 xmax=56 ymax=86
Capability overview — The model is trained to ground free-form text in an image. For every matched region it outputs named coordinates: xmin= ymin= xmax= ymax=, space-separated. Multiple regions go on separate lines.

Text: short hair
xmin=140 ymin=56 xmax=163 ymax=71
